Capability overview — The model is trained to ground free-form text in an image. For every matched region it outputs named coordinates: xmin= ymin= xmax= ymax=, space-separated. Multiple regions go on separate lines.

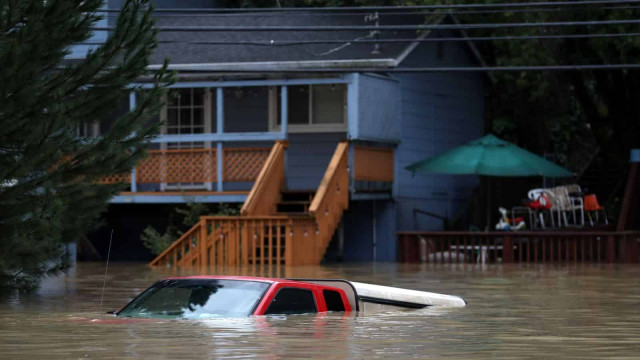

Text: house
xmin=88 ymin=3 xmax=485 ymax=264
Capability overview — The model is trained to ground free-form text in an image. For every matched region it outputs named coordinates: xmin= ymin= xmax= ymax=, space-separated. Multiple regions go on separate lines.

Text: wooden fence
xmin=398 ymin=231 xmax=640 ymax=264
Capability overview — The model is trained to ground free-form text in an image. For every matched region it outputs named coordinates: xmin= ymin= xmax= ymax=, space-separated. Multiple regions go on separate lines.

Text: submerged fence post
xmin=606 ymin=235 xmax=616 ymax=263
xmin=503 ymin=235 xmax=514 ymax=263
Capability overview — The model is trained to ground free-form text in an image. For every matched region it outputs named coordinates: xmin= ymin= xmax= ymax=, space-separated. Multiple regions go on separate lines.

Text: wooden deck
xmin=398 ymin=231 xmax=640 ymax=264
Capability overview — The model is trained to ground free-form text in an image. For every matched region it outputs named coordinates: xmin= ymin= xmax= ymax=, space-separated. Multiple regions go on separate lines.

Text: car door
xmin=253 ymin=282 xmax=326 ymax=315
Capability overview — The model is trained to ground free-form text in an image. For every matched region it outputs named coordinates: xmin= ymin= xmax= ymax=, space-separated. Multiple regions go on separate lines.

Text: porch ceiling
xmin=110 ymin=191 xmax=248 ymax=204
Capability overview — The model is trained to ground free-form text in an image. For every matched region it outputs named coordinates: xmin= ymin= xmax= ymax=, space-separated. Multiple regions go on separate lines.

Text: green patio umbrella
xmin=406 ymin=134 xmax=572 ymax=177
xmin=406 ymin=134 xmax=572 ymax=229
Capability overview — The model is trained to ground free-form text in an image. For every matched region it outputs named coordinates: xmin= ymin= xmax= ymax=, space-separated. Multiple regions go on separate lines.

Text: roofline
xmin=393 ymin=14 xmax=446 ymax=66
xmin=148 ymin=58 xmax=396 ymax=72
xmin=447 ymin=13 xmax=496 ymax=83
xmin=146 ymin=14 xmax=488 ymax=74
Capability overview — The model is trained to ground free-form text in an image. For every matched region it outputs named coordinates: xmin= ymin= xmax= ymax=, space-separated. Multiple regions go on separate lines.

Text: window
xmin=76 ymin=121 xmax=99 ymax=138
xmin=271 ymin=84 xmax=347 ymax=132
xmin=323 ymin=290 xmax=345 ymax=312
xmin=164 ymin=88 xmax=207 ymax=149
xmin=264 ymin=288 xmax=317 ymax=315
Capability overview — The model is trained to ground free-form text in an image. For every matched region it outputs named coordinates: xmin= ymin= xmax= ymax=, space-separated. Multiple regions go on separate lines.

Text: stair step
xmin=274 ymin=211 xmax=312 ymax=216
xmin=281 ymin=190 xmax=315 ymax=202
xmin=276 ymin=201 xmax=310 ymax=213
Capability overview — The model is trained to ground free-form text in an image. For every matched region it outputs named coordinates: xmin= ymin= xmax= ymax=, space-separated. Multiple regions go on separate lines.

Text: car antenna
xmin=99 ymin=229 xmax=114 ymax=315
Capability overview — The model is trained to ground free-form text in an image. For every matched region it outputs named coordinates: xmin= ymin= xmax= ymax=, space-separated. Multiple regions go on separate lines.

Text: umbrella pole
xmin=486 ymin=178 xmax=491 ymax=231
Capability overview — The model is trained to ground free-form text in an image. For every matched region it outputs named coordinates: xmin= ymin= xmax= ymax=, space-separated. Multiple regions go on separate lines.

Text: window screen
xmin=312 ymin=84 xmax=345 ymax=124
xmin=264 ymin=288 xmax=317 ymax=315
xmin=323 ymin=290 xmax=345 ymax=312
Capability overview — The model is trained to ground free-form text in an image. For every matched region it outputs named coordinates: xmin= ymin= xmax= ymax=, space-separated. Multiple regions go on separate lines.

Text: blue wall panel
xmin=392 ymin=32 xmax=484 ymax=232
xmin=286 ymin=133 xmax=346 ymax=190
xmin=222 ymin=87 xmax=270 ymax=133
xmin=356 ymin=75 xmax=401 ymax=142
xmin=341 ymin=200 xmax=396 ymax=262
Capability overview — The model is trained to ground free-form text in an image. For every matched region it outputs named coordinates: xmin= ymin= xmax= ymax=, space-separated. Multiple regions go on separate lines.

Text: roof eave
xmin=149 ymin=58 xmax=397 ymax=72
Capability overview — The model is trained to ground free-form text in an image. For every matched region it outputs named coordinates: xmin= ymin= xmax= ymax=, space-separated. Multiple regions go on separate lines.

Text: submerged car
xmin=114 ymin=276 xmax=465 ymax=319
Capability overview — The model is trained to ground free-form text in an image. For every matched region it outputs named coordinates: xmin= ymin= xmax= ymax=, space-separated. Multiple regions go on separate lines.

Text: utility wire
xmin=157 ymin=64 xmax=640 ymax=73
xmin=96 ymin=0 xmax=640 ymax=13
xmin=93 ymin=5 xmax=640 ymax=17
xmin=92 ymin=18 xmax=640 ymax=32
xmin=77 ymin=32 xmax=640 ymax=46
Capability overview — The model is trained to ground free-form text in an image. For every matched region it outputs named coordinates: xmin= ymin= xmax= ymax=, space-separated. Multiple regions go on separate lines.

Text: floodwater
xmin=1 ymin=263 xmax=639 ymax=359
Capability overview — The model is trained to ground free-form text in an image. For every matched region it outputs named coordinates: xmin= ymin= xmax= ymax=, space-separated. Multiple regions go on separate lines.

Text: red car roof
xmin=164 ymin=275 xmax=293 ymax=284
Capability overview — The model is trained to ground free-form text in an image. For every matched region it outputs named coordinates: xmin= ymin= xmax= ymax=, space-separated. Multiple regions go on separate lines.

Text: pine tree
xmin=0 ymin=0 xmax=172 ymax=291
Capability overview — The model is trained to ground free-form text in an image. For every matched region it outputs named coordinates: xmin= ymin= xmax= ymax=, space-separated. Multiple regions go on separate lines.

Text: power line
xmin=97 ymin=0 xmax=640 ymax=13
xmin=94 ymin=4 xmax=640 ymax=17
xmin=77 ymin=32 xmax=640 ymax=46
xmin=158 ymin=64 xmax=640 ymax=73
xmin=92 ymin=18 xmax=640 ymax=32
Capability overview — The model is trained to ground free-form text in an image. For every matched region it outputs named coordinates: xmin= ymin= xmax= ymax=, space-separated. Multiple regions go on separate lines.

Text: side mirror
xmin=106 ymin=310 xmax=117 ymax=315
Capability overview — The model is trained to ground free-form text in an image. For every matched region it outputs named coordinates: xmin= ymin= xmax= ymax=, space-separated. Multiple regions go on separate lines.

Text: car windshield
xmin=117 ymin=279 xmax=270 ymax=319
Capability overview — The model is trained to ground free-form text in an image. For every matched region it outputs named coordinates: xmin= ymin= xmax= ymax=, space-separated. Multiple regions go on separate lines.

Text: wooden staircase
xmin=150 ymin=141 xmax=349 ymax=267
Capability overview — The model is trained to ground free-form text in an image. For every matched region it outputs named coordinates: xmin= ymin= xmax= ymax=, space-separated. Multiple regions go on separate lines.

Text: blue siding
xmin=341 ymin=200 xmax=396 ymax=262
xmin=222 ymin=87 xmax=269 ymax=133
xmin=391 ymin=33 xmax=484 ymax=232
xmin=286 ymin=133 xmax=346 ymax=190
xmin=356 ymin=74 xmax=401 ymax=142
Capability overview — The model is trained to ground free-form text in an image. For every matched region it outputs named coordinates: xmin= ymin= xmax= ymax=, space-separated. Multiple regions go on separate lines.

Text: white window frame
xmin=76 ymin=121 xmax=100 ymax=138
xmin=160 ymin=88 xmax=213 ymax=191
xmin=268 ymin=84 xmax=348 ymax=133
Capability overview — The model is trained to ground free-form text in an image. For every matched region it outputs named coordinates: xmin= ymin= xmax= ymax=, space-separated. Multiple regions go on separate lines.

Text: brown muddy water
xmin=1 ymin=262 xmax=639 ymax=359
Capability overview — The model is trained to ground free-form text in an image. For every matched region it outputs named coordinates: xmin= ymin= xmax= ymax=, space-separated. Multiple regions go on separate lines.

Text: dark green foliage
xmin=0 ymin=0 xmax=172 ymax=292
xmin=141 ymin=202 xmax=240 ymax=256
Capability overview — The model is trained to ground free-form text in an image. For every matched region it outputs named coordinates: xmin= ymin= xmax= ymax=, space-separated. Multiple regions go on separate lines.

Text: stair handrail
xmin=149 ymin=221 xmax=202 ymax=266
xmin=241 ymin=140 xmax=288 ymax=216
xmin=309 ymin=141 xmax=349 ymax=217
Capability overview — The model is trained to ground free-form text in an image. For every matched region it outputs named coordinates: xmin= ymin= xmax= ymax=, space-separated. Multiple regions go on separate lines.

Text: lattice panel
xmin=223 ymin=147 xmax=271 ymax=182
xmin=99 ymin=173 xmax=130 ymax=184
xmin=136 ymin=149 xmax=217 ymax=184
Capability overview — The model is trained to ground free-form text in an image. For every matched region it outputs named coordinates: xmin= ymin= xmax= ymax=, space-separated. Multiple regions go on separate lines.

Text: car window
xmin=323 ymin=290 xmax=345 ymax=312
xmin=117 ymin=279 xmax=270 ymax=319
xmin=264 ymin=288 xmax=317 ymax=315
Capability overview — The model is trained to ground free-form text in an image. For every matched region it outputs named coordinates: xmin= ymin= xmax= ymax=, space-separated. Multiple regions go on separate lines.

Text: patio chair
xmin=548 ymin=187 xmax=574 ymax=227
xmin=560 ymin=184 xmax=585 ymax=227
xmin=584 ymin=194 xmax=608 ymax=226
xmin=526 ymin=188 xmax=555 ymax=229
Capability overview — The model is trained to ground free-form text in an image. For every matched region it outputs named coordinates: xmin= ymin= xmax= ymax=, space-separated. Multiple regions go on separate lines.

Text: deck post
xmin=621 ymin=234 xmax=640 ymax=263
xmin=280 ymin=86 xmax=288 ymax=138
xmin=130 ymin=167 xmax=137 ymax=192
xmin=606 ymin=235 xmax=616 ymax=263
xmin=129 ymin=91 xmax=137 ymax=192
xmin=216 ymin=88 xmax=224 ymax=192
xmin=503 ymin=235 xmax=514 ymax=263
xmin=199 ymin=217 xmax=208 ymax=267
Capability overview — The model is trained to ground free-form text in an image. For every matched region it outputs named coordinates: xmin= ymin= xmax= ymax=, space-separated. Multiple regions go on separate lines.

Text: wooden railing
xmin=149 ymin=216 xmax=322 ymax=267
xmin=241 ymin=141 xmax=287 ymax=215
xmin=398 ymin=231 xmax=640 ymax=264
xmin=100 ymin=147 xmax=270 ymax=186
xmin=353 ymin=145 xmax=394 ymax=182
xmin=308 ymin=141 xmax=350 ymax=264
xmin=150 ymin=141 xmax=351 ymax=267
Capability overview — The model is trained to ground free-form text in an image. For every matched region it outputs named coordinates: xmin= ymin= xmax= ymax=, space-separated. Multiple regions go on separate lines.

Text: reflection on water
xmin=1 ymin=262 xmax=640 ymax=359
